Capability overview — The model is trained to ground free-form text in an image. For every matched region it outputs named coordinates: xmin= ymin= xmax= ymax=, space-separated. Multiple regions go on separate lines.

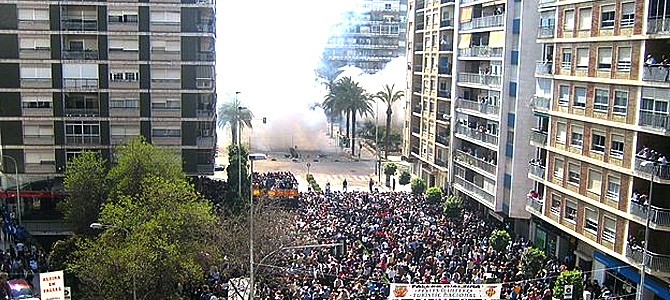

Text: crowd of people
xmin=636 ymin=145 xmax=670 ymax=178
xmin=253 ymin=172 xmax=299 ymax=192
xmin=644 ymin=54 xmax=670 ymax=82
xmin=0 ymin=205 xmax=48 ymax=288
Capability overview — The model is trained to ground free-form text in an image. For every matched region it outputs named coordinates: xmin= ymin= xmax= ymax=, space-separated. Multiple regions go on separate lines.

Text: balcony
xmin=531 ymin=95 xmax=551 ymax=111
xmin=460 ymin=15 xmax=504 ymax=31
xmin=61 ymin=19 xmax=97 ymax=31
xmin=454 ymin=176 xmax=495 ymax=205
xmin=196 ymin=21 xmax=215 ymax=33
xmin=416 ymin=24 xmax=425 ymax=31
xmin=24 ymin=221 xmax=73 ymax=236
xmin=436 ymin=111 xmax=449 ymax=122
xmin=528 ymin=163 xmax=546 ymax=180
xmin=536 ymin=61 xmax=553 ymax=75
xmin=435 ymin=159 xmax=447 ymax=168
xmin=537 ymin=24 xmax=555 ymax=38
xmin=437 ymin=91 xmax=451 ymax=98
xmin=24 ymin=163 xmax=56 ymax=174
xmin=413 ymin=106 xmax=422 ymax=114
xmin=196 ymin=78 xmax=214 ymax=89
xmin=441 ymin=0 xmax=455 ymax=3
xmin=197 ymin=136 xmax=215 ymax=147
xmin=635 ymin=157 xmax=670 ymax=180
xmin=436 ymin=135 xmax=449 ymax=146
xmin=197 ymin=52 xmax=215 ymax=61
xmin=412 ymin=127 xmax=420 ymax=135
xmin=629 ymin=201 xmax=670 ymax=231
xmin=439 ymin=44 xmax=453 ymax=51
xmin=438 ymin=67 xmax=451 ymax=75
xmin=538 ymin=0 xmax=555 ymax=4
xmin=455 ymin=97 xmax=500 ymax=115
xmin=642 ymin=65 xmax=669 ymax=83
xmin=626 ymin=244 xmax=670 ymax=274
xmin=458 ymin=46 xmax=503 ymax=58
xmin=64 ymin=108 xmax=99 ymax=117
xmin=417 ymin=1 xmax=425 ymax=9
xmin=62 ymin=50 xmax=99 ymax=60
xmin=455 ymin=124 xmax=498 ymax=146
xmin=530 ymin=129 xmax=548 ymax=147
xmin=454 ymin=149 xmax=496 ymax=175
xmin=411 ymin=146 xmax=420 ymax=156
xmin=414 ymin=45 xmax=423 ymax=52
xmin=66 ymin=135 xmax=101 ymax=145
xmin=440 ymin=19 xmax=454 ymax=28
xmin=197 ymin=110 xmax=214 ymax=118
xmin=63 ymin=78 xmax=98 ymax=89
xmin=458 ymin=72 xmax=501 ymax=88
xmin=648 ymin=18 xmax=670 ymax=34
xmin=639 ymin=110 xmax=670 ymax=131
xmin=526 ymin=196 xmax=544 ymax=215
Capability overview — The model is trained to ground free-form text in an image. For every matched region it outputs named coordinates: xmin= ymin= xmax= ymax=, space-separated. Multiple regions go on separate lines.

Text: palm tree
xmin=375 ymin=84 xmax=404 ymax=158
xmin=337 ymin=77 xmax=373 ymax=155
xmin=217 ymin=95 xmax=253 ymax=145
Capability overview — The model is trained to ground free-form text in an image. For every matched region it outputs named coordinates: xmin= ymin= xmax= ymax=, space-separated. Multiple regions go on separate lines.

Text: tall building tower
xmin=323 ymin=0 xmax=408 ymax=74
xmin=0 ymin=0 xmax=216 ymax=233
xmin=527 ymin=0 xmax=670 ymax=297
xmin=403 ymin=0 xmax=541 ymax=230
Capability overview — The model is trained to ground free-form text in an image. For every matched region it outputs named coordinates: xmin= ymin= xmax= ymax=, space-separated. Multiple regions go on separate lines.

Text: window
xmin=600 ymin=5 xmax=615 ymax=28
xmin=617 ymin=47 xmax=632 ymax=71
xmin=151 ymin=39 xmax=180 ymax=52
xmin=557 ymin=122 xmax=567 ymax=143
xmin=610 ymin=134 xmax=624 ymax=158
xmin=151 ymin=68 xmax=180 ymax=80
xmin=65 ymin=121 xmax=100 ymax=144
xmin=613 ymin=91 xmax=628 ymax=115
xmin=152 ymin=128 xmax=181 ymax=137
xmin=150 ymin=11 xmax=180 ymax=24
xmin=588 ymin=169 xmax=602 ymax=194
xmin=603 ymin=216 xmax=616 ymax=242
xmin=20 ymin=66 xmax=51 ymax=79
xmin=564 ymin=9 xmax=575 ymax=30
xmin=585 ymin=208 xmax=599 ymax=233
xmin=571 ymin=126 xmax=583 ymax=147
xmin=111 ymin=124 xmax=140 ymax=136
xmin=579 ymin=8 xmax=592 ymax=30
xmin=561 ymin=48 xmax=572 ymax=69
xmin=607 ymin=176 xmax=620 ymax=200
xmin=551 ymin=196 xmax=561 ymax=215
xmin=108 ymin=10 xmax=138 ymax=23
xmin=559 ymin=85 xmax=569 ymax=106
xmin=565 ymin=200 xmax=577 ymax=222
xmin=110 ymin=98 xmax=139 ymax=108
xmin=574 ymin=87 xmax=586 ymax=108
xmin=152 ymin=99 xmax=181 ymax=110
xmin=621 ymin=2 xmax=635 ymax=27
xmin=22 ymin=95 xmax=52 ymax=109
xmin=594 ymin=89 xmax=609 ymax=111
xmin=592 ymin=131 xmax=606 ymax=153
xmin=24 ymin=124 xmax=54 ymax=138
xmin=576 ymin=48 xmax=589 ymax=69
xmin=568 ymin=163 xmax=580 ymax=184
xmin=24 ymin=150 xmax=55 ymax=165
xmin=19 ymin=37 xmax=49 ymax=50
xmin=385 ymin=3 xmax=392 ymax=9
xmin=18 ymin=8 xmax=49 ymax=21
xmin=597 ymin=47 xmax=612 ymax=69
xmin=110 ymin=71 xmax=138 ymax=82
xmin=554 ymin=157 xmax=564 ymax=180
xmin=109 ymin=39 xmax=138 ymax=51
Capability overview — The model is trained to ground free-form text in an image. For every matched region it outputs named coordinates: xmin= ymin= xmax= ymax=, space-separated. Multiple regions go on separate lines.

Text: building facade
xmin=528 ymin=0 xmax=670 ymax=297
xmin=403 ymin=0 xmax=540 ymax=228
xmin=324 ymin=0 xmax=408 ymax=74
xmin=0 ymin=0 xmax=216 ymax=233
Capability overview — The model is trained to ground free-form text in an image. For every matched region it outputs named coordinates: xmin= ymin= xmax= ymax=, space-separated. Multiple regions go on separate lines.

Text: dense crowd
xmin=0 ymin=205 xmax=47 ymax=288
xmin=253 ymin=172 xmax=299 ymax=191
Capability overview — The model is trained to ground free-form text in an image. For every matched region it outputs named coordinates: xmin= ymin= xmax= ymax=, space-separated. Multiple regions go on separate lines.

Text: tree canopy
xmin=217 ymin=94 xmax=254 ymax=146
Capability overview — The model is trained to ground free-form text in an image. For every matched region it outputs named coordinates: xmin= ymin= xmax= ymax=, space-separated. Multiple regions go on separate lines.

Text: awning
xmin=488 ymin=30 xmax=505 ymax=48
xmin=458 ymin=33 xmax=471 ymax=49
xmin=460 ymin=6 xmax=473 ymax=23
xmin=593 ymin=251 xmax=670 ymax=300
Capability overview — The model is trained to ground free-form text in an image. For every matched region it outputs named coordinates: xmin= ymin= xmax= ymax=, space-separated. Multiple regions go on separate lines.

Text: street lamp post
xmin=375 ymin=96 xmax=381 ymax=184
xmin=235 ymin=92 xmax=242 ymax=203
xmin=248 ymin=153 xmax=266 ymax=300
xmin=1 ymin=155 xmax=20 ymax=226
xmin=89 ymin=223 xmax=136 ymax=300
xmin=637 ymin=161 xmax=657 ymax=300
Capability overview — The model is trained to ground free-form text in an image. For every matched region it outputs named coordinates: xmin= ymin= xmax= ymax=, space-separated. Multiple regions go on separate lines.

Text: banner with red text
xmin=389 ymin=283 xmax=501 ymax=299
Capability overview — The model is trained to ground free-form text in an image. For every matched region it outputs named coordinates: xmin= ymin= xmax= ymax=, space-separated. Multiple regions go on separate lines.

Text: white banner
xmin=389 ymin=283 xmax=502 ymax=299
xmin=40 ymin=270 xmax=65 ymax=300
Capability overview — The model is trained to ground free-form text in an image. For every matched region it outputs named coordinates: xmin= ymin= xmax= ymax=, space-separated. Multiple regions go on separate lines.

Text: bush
xmin=520 ymin=247 xmax=546 ymax=277
xmin=399 ymin=171 xmax=411 ymax=185
xmin=384 ymin=163 xmax=397 ymax=177
xmin=489 ymin=229 xmax=510 ymax=253
xmin=306 ymin=174 xmax=322 ymax=193
xmin=426 ymin=187 xmax=443 ymax=205
xmin=442 ymin=195 xmax=463 ymax=219
xmin=553 ymin=269 xmax=584 ymax=300
xmin=410 ymin=178 xmax=426 ymax=194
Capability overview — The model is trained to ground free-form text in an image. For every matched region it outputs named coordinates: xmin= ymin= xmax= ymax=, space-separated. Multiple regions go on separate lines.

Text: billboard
xmin=389 ymin=283 xmax=502 ymax=300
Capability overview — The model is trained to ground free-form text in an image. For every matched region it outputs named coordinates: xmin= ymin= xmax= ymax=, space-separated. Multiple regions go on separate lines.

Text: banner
xmin=389 ymin=283 xmax=501 ymax=300
xmin=40 ymin=270 xmax=65 ymax=300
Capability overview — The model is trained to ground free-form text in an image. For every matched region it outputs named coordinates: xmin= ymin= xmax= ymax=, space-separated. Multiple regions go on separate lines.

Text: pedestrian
xmin=369 ymin=178 xmax=374 ymax=192
xmin=325 ymin=182 xmax=331 ymax=194
xmin=392 ymin=178 xmax=396 ymax=191
xmin=342 ymin=179 xmax=348 ymax=192
xmin=0 ymin=272 xmax=9 ymax=300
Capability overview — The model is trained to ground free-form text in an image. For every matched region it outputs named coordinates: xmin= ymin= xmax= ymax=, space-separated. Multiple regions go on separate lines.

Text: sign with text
xmin=40 ymin=270 xmax=65 ymax=300
xmin=389 ymin=283 xmax=501 ymax=299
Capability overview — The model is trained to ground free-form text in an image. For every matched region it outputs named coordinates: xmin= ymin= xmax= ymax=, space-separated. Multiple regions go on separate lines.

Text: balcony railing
xmin=436 ymin=111 xmax=449 ymax=121
xmin=536 ymin=61 xmax=553 ymax=75
xmin=531 ymin=95 xmax=551 ymax=111
xmin=437 ymin=91 xmax=451 ymax=98
xmin=455 ymin=97 xmax=500 ymax=115
xmin=196 ymin=22 xmax=215 ymax=33
xmin=454 ymin=176 xmax=495 ymax=204
xmin=648 ymin=18 xmax=670 ymax=34
xmin=538 ymin=0 xmax=556 ymax=4
xmin=626 ymin=244 xmax=670 ymax=274
xmin=439 ymin=44 xmax=453 ymax=51
xmin=458 ymin=72 xmax=501 ymax=88
xmin=639 ymin=110 xmax=670 ymax=131
xmin=436 ymin=135 xmax=449 ymax=146
xmin=416 ymin=24 xmax=425 ymax=30
xmin=537 ymin=24 xmax=555 ymax=38
xmin=440 ymin=19 xmax=454 ymax=28
xmin=197 ymin=110 xmax=214 ymax=118
xmin=528 ymin=163 xmax=546 ymax=179
xmin=438 ymin=67 xmax=451 ymax=75
xmin=441 ymin=0 xmax=455 ymax=3
xmin=197 ymin=52 xmax=215 ymax=61
xmin=415 ymin=45 xmax=423 ymax=52
xmin=458 ymin=46 xmax=503 ymax=58
xmin=526 ymin=196 xmax=544 ymax=214
xmin=460 ymin=15 xmax=504 ymax=31
xmin=635 ymin=157 xmax=670 ymax=180
xmin=63 ymin=78 xmax=98 ymax=89
xmin=66 ymin=135 xmax=100 ymax=145
xmin=61 ymin=19 xmax=97 ymax=31
xmin=64 ymin=108 xmax=99 ymax=117
xmin=435 ymin=159 xmax=447 ymax=167
xmin=62 ymin=50 xmax=98 ymax=60
xmin=196 ymin=78 xmax=214 ymax=89
xmin=530 ymin=129 xmax=548 ymax=147
xmin=412 ymin=127 xmax=420 ymax=134
xmin=413 ymin=65 xmax=423 ymax=72
xmin=411 ymin=146 xmax=420 ymax=155
xmin=629 ymin=201 xmax=670 ymax=230
xmin=454 ymin=149 xmax=496 ymax=175
xmin=455 ymin=124 xmax=498 ymax=146
xmin=642 ymin=65 xmax=669 ymax=83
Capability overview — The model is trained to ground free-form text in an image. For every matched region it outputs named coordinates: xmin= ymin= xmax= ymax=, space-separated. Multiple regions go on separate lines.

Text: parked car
xmin=7 ymin=279 xmax=39 ymax=300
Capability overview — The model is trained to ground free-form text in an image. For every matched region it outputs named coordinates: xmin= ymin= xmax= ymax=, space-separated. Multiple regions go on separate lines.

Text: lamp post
xmin=236 ymin=92 xmax=242 ymax=203
xmin=248 ymin=153 xmax=266 ymax=300
xmin=89 ymin=223 xmax=135 ymax=300
xmin=1 ymin=155 xmax=20 ymax=226
xmin=637 ymin=161 xmax=657 ymax=300
xmin=375 ymin=96 xmax=381 ymax=184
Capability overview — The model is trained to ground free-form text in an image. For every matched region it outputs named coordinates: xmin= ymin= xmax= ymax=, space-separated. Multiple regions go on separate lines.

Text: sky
xmin=215 ymin=0 xmax=406 ymax=151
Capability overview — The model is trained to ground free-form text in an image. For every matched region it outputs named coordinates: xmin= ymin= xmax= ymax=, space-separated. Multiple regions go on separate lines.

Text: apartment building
xmin=0 ymin=0 xmax=216 ymax=234
xmin=403 ymin=0 xmax=541 ymax=230
xmin=323 ymin=0 xmax=408 ymax=74
xmin=528 ymin=0 xmax=670 ymax=297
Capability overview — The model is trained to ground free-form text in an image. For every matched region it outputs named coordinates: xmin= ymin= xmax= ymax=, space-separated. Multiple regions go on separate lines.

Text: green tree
xmin=489 ymin=229 xmax=511 ymax=253
xmin=553 ymin=269 xmax=584 ymax=300
xmin=442 ymin=194 xmax=463 ymax=218
xmin=384 ymin=163 xmax=397 ymax=177
xmin=60 ymin=151 xmax=109 ymax=234
xmin=217 ymin=94 xmax=254 ymax=145
xmin=225 ymin=144 xmax=250 ymax=215
xmin=410 ymin=177 xmax=426 ymax=194
xmin=324 ymin=77 xmax=373 ymax=154
xmin=520 ymin=247 xmax=546 ymax=277
xmin=399 ymin=171 xmax=411 ymax=185
xmin=375 ymin=84 xmax=404 ymax=158
xmin=426 ymin=187 xmax=443 ymax=205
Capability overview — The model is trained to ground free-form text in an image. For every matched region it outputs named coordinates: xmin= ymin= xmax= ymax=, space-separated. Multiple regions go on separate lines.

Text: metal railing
xmin=458 ymin=72 xmax=501 ymax=88
xmin=440 ymin=19 xmax=454 ymax=28
xmin=455 ymin=124 xmax=498 ymax=146
xmin=436 ymin=135 xmax=449 ymax=146
xmin=62 ymin=50 xmax=98 ymax=60
xmin=435 ymin=159 xmax=447 ymax=167
xmin=642 ymin=65 xmax=669 ymax=82
xmin=439 ymin=44 xmax=453 ymax=51
xmin=197 ymin=52 xmax=215 ymax=61
xmin=63 ymin=78 xmax=98 ymax=88
xmin=454 ymin=176 xmax=495 ymax=204
xmin=438 ymin=67 xmax=451 ymax=75
xmin=454 ymin=149 xmax=496 ymax=175
xmin=648 ymin=18 xmax=670 ymax=34
xmin=458 ymin=46 xmax=503 ymax=58
xmin=460 ymin=15 xmax=504 ymax=31
xmin=196 ymin=78 xmax=214 ymax=89
xmin=66 ymin=135 xmax=100 ymax=145
xmin=531 ymin=95 xmax=551 ymax=111
xmin=64 ymin=108 xmax=99 ymax=116
xmin=61 ymin=19 xmax=97 ymax=31
xmin=456 ymin=97 xmax=500 ymax=115
xmin=526 ymin=196 xmax=544 ymax=214
xmin=626 ymin=244 xmax=670 ymax=273
xmin=536 ymin=61 xmax=553 ymax=75
xmin=639 ymin=111 xmax=670 ymax=131
xmin=528 ymin=163 xmax=546 ymax=179
xmin=196 ymin=22 xmax=215 ymax=33
xmin=530 ymin=130 xmax=548 ymax=146
xmin=537 ymin=24 xmax=555 ymax=38
xmin=635 ymin=157 xmax=670 ymax=180
xmin=629 ymin=201 xmax=670 ymax=230
xmin=438 ymin=91 xmax=450 ymax=98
